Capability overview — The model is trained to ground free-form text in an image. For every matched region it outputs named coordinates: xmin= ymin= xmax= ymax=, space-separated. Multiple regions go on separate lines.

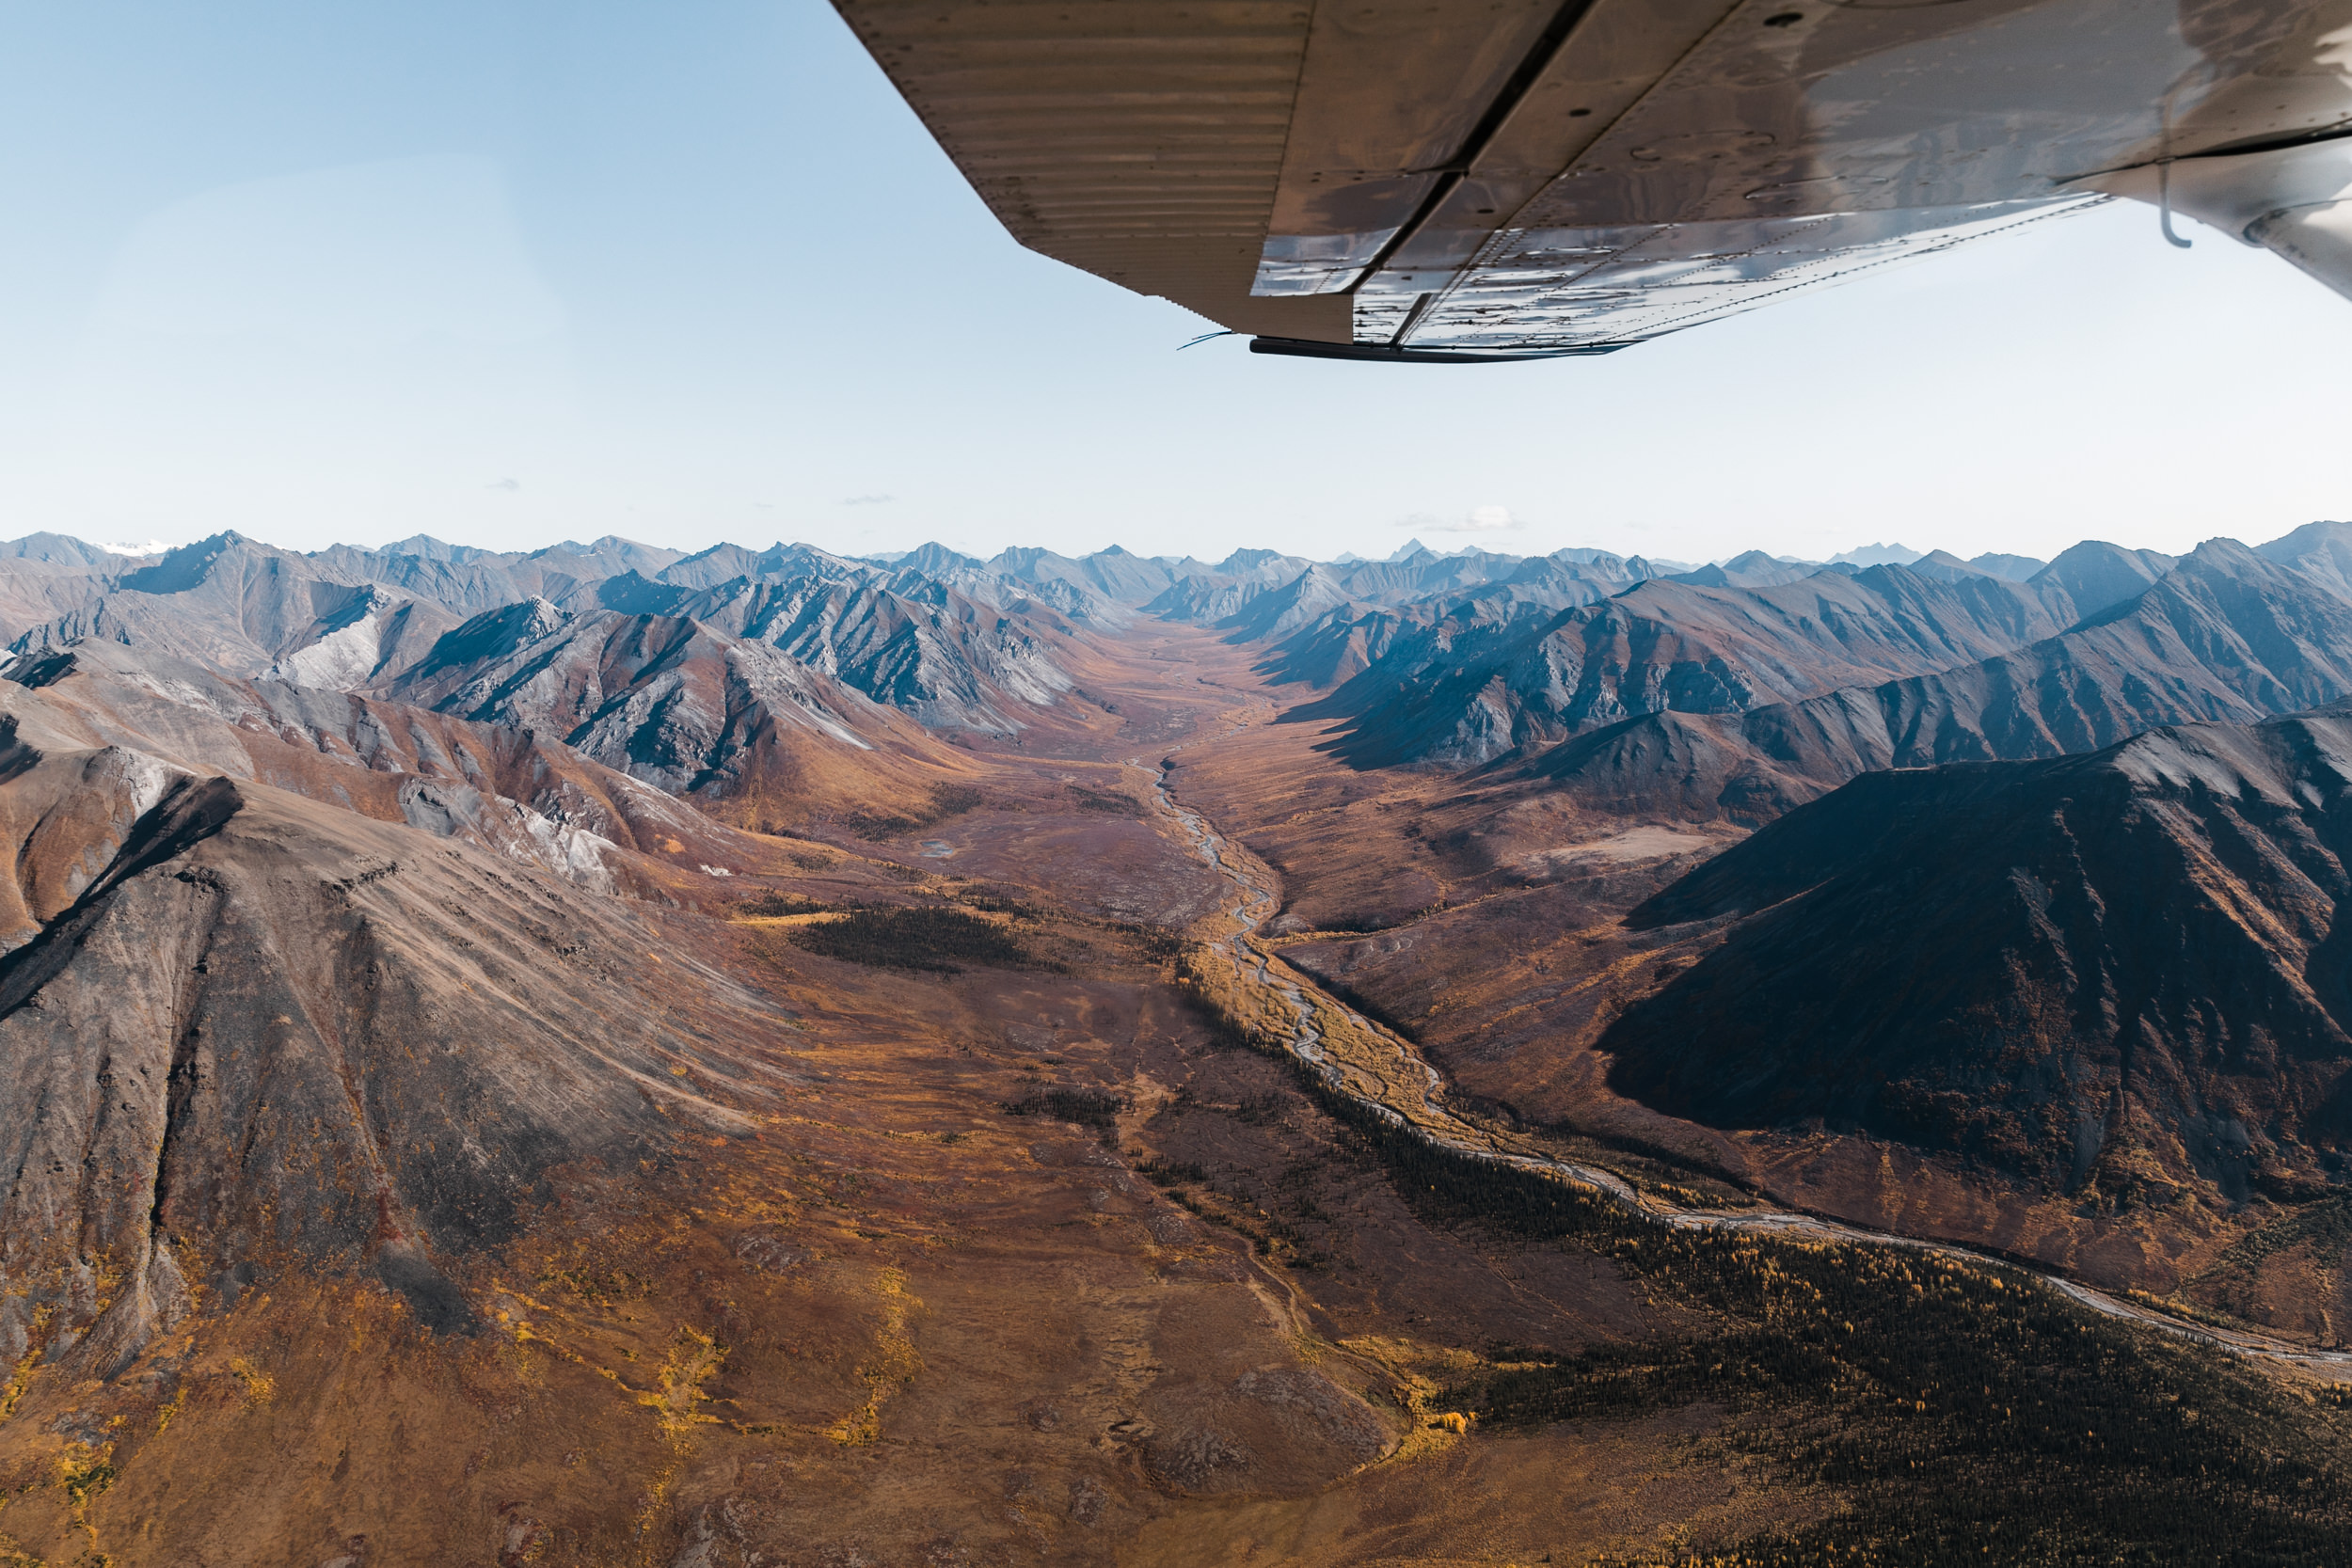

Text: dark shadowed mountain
xmin=1600 ymin=711 xmax=2352 ymax=1204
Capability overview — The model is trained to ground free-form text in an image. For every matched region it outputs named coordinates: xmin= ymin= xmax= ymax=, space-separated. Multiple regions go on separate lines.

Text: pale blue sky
xmin=1 ymin=1 xmax=2346 ymax=567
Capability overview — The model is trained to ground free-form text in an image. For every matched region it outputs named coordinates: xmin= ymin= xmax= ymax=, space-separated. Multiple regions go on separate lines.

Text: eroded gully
xmin=1124 ymin=721 xmax=2352 ymax=1380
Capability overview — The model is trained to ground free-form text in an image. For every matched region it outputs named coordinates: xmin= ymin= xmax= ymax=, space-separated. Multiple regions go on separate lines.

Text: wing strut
xmin=2158 ymin=161 xmax=2194 ymax=249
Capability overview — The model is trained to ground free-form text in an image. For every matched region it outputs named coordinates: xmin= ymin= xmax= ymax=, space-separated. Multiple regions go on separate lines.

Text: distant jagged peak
xmin=2178 ymin=533 xmax=2272 ymax=569
xmin=1670 ymin=549 xmax=1819 ymax=589
xmin=1375 ymin=540 xmax=1523 ymax=565
xmin=1967 ymin=550 xmax=2047 ymax=582
xmin=645 ymin=538 xmax=880 ymax=594
xmin=897 ymin=541 xmax=985 ymax=575
xmin=1216 ymin=546 xmax=1306 ymax=575
xmin=985 ymin=544 xmax=1067 ymax=574
xmin=0 ymin=531 xmax=147 ymax=572
xmin=2253 ymin=519 xmax=2352 ymax=606
xmin=2028 ymin=538 xmax=2178 ymax=619
xmin=1899 ymin=548 xmax=1989 ymax=581
xmin=763 ymin=539 xmax=872 ymax=578
xmin=376 ymin=533 xmax=501 ymax=564
xmin=514 ymin=594 xmax=573 ymax=638
xmin=525 ymin=534 xmax=683 ymax=572
xmin=2256 ymin=517 xmax=2352 ymax=557
xmin=1828 ymin=541 xmax=1925 ymax=566
xmin=2158 ymin=532 xmax=2342 ymax=599
xmin=656 ymin=540 xmax=778 ymax=588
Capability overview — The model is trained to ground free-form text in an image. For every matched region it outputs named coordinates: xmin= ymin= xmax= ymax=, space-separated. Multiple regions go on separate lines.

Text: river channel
xmin=1126 ymin=724 xmax=2352 ymax=1379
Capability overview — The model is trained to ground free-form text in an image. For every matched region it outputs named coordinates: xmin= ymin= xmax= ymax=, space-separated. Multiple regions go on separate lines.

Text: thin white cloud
xmin=1400 ymin=504 xmax=1522 ymax=534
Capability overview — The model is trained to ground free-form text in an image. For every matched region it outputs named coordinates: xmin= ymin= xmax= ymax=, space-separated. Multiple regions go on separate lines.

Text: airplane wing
xmin=833 ymin=0 xmax=2352 ymax=361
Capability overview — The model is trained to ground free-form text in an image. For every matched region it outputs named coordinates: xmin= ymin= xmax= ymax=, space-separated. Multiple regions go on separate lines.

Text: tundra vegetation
xmin=1184 ymin=960 xmax=2352 ymax=1567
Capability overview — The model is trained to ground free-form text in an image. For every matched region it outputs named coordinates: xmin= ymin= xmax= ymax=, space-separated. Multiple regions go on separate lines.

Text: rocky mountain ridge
xmin=1529 ymin=536 xmax=2352 ymax=823
xmin=1286 ymin=541 xmax=2175 ymax=769
xmin=6 ymin=521 xmax=2349 ymax=834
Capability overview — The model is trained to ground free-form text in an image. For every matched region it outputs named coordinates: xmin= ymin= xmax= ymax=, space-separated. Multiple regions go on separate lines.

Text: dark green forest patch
xmin=783 ymin=905 xmax=1046 ymax=974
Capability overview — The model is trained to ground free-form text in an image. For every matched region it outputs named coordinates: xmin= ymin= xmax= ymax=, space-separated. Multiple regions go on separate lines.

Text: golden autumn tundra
xmin=1 ymin=523 xmax=2352 ymax=1562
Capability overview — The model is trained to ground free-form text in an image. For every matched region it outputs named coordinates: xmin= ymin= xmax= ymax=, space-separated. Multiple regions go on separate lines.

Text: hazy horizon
xmin=29 ymin=520 xmax=2316 ymax=578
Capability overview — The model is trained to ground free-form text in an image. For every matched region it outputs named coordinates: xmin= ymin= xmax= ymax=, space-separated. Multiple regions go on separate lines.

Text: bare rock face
xmin=1601 ymin=712 xmax=2352 ymax=1202
xmin=0 ymin=776 xmax=762 ymax=1374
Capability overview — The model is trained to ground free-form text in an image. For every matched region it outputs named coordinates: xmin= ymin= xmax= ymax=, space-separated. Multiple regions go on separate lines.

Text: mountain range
xmin=10 ymin=522 xmax=2352 ymax=825
xmin=7 ymin=515 xmax=2352 ymax=1559
xmin=1524 ymin=536 xmax=2352 ymax=823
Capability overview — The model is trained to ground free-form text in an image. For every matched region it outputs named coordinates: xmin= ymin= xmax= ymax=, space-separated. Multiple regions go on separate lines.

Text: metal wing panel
xmin=1249 ymin=0 xmax=1589 ymax=295
xmin=1348 ymin=0 xmax=2352 ymax=352
xmin=839 ymin=0 xmax=2352 ymax=356
xmin=832 ymin=0 xmax=1349 ymax=340
xmin=1359 ymin=200 xmax=2102 ymax=352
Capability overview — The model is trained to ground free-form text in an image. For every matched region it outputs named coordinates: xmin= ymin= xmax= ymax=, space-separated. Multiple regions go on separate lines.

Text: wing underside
xmin=835 ymin=0 xmax=2352 ymax=358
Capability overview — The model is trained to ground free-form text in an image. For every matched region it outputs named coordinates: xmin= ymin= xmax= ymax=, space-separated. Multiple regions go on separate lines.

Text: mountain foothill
xmin=8 ymin=520 xmax=2352 ymax=1560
